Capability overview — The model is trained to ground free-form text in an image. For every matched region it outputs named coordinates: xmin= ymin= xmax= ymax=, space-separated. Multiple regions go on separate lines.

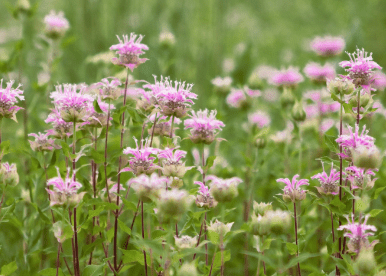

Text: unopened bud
xmin=291 ymin=101 xmax=306 ymax=122
xmin=250 ymin=214 xmax=270 ymax=236
xmin=280 ymin=87 xmax=295 ymax=107
xmin=353 ymin=146 xmax=383 ymax=169
xmin=354 ymin=249 xmax=377 ymax=275
xmin=253 ymin=201 xmax=273 ymax=216
xmin=327 ymin=78 xmax=355 ymax=96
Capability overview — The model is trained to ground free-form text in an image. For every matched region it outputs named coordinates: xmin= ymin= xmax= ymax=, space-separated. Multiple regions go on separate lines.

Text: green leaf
xmin=369 ymin=209 xmax=383 ymax=217
xmin=93 ymin=99 xmax=104 ymax=114
xmin=0 ymin=140 xmax=11 ymax=158
xmin=330 ymin=197 xmax=345 ymax=212
xmin=204 ymin=156 xmax=216 ymax=171
xmin=118 ymin=219 xmax=132 ymax=235
xmin=262 ymin=238 xmax=274 ymax=251
xmin=121 ymin=249 xmax=144 ymax=265
xmin=60 ymin=141 xmax=71 ymax=158
xmin=38 ymin=268 xmax=65 ymax=276
xmin=324 ymin=135 xmax=338 ymax=153
xmin=208 ymin=230 xmax=220 ymax=245
xmin=50 ymin=150 xmax=58 ymax=166
xmin=83 ymin=264 xmax=104 ymax=276
xmin=106 ymin=227 xmax=114 ymax=243
xmin=90 ymin=148 xmax=104 ymax=164
xmin=1 ymin=261 xmax=17 ymax=276
xmin=286 ymin=242 xmax=298 ymax=255
xmin=212 ymin=249 xmax=231 ymax=270
xmin=374 ymin=186 xmax=385 ymax=199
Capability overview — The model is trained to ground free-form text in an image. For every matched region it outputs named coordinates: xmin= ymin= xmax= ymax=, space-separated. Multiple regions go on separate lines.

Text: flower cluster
xmin=194 ymin=181 xmax=217 ymax=209
xmin=96 ymin=77 xmax=122 ymax=100
xmin=206 ymin=175 xmax=242 ymax=202
xmin=0 ymin=79 xmax=24 ymax=121
xmin=28 ymin=130 xmax=59 ymax=152
xmin=269 ymin=67 xmax=304 ymax=87
xmin=310 ymin=36 xmax=345 ymax=57
xmin=304 ymin=62 xmax=335 ymax=83
xmin=277 ymin=174 xmax=309 ymax=202
xmin=248 ymin=111 xmax=271 ymax=128
xmin=129 ymin=173 xmax=168 ymax=202
xmin=346 ymin=166 xmax=377 ymax=190
xmin=44 ymin=10 xmax=69 ymax=39
xmin=311 ymin=163 xmax=340 ymax=195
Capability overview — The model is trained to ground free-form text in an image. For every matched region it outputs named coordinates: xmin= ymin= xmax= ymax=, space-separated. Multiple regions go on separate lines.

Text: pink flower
xmin=28 ymin=130 xmax=59 ymax=152
xmin=248 ymin=111 xmax=271 ymax=128
xmin=207 ymin=175 xmax=243 ymax=189
xmin=372 ymin=71 xmax=386 ymax=91
xmin=45 ymin=109 xmax=73 ymax=139
xmin=269 ymin=67 xmax=304 ymax=87
xmin=211 ymin=76 xmax=232 ymax=93
xmin=320 ymin=119 xmax=335 ymax=133
xmin=346 ymin=166 xmax=377 ymax=190
xmin=311 ymin=163 xmax=340 ymax=195
xmin=85 ymin=98 xmax=115 ymax=127
xmin=337 ymin=214 xmax=377 ymax=253
xmin=50 ymin=84 xmax=94 ymax=123
xmin=304 ymin=62 xmax=335 ymax=83
xmin=336 ymin=124 xmax=375 ymax=160
xmin=121 ymin=138 xmax=160 ymax=176
xmin=253 ymin=65 xmax=278 ymax=81
xmin=96 ymin=77 xmax=122 ymax=100
xmin=110 ymin=33 xmax=149 ymax=71
xmin=206 ymin=175 xmax=242 ymax=202
xmin=195 ymin=181 xmax=210 ymax=197
xmin=277 ymin=174 xmax=309 ymax=202
xmin=44 ymin=11 xmax=69 ymax=39
xmin=184 ymin=109 xmax=225 ymax=144
xmin=339 ymin=48 xmax=382 ymax=88
xmin=0 ymin=79 xmax=24 ymax=121
xmin=226 ymin=89 xmax=247 ymax=108
xmin=194 ymin=181 xmax=217 ymax=208
xmin=310 ymin=36 xmax=345 ymax=57
xmin=158 ymin=148 xmax=186 ymax=163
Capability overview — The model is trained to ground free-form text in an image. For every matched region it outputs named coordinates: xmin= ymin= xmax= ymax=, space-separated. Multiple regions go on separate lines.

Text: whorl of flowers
xmin=86 ymin=98 xmax=115 ymax=128
xmin=303 ymin=62 xmax=335 ymax=83
xmin=194 ymin=181 xmax=217 ymax=209
xmin=28 ymin=130 xmax=59 ymax=152
xmin=311 ymin=163 xmax=340 ymax=195
xmin=346 ymin=166 xmax=377 ymax=190
xmin=372 ymin=71 xmax=386 ymax=91
xmin=337 ymin=214 xmax=377 ymax=253
xmin=310 ymin=36 xmax=345 ymax=57
xmin=211 ymin=76 xmax=232 ymax=93
xmin=248 ymin=111 xmax=271 ymax=128
xmin=121 ymin=138 xmax=160 ymax=176
xmin=110 ymin=33 xmax=149 ymax=71
xmin=335 ymin=124 xmax=375 ymax=160
xmin=0 ymin=162 xmax=19 ymax=186
xmin=174 ymin=235 xmax=198 ymax=249
xmin=0 ymin=79 xmax=24 ymax=121
xmin=46 ymin=168 xmax=83 ymax=207
xmin=226 ymin=88 xmax=248 ymax=109
xmin=145 ymin=75 xmax=197 ymax=118
xmin=277 ymin=174 xmax=309 ymax=202
xmin=339 ymin=48 xmax=382 ymax=88
xmin=207 ymin=219 xmax=234 ymax=237
xmin=50 ymin=84 xmax=94 ymax=123
xmin=128 ymin=173 xmax=168 ymax=202
xmin=184 ymin=109 xmax=225 ymax=144
xmin=206 ymin=175 xmax=242 ymax=202
xmin=158 ymin=147 xmax=193 ymax=178
xmin=269 ymin=67 xmax=304 ymax=87
xmin=45 ymin=109 xmax=73 ymax=139
xmin=43 ymin=10 xmax=70 ymax=39
xmin=157 ymin=189 xmax=193 ymax=222
xmin=96 ymin=77 xmax=122 ymax=100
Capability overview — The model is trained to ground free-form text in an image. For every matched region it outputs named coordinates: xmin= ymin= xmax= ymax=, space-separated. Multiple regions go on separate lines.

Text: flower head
xmin=304 ymin=62 xmax=335 ymax=83
xmin=346 ymin=166 xmax=377 ymax=190
xmin=184 ymin=109 xmax=225 ymax=144
xmin=337 ymin=214 xmax=377 ymax=253
xmin=157 ymin=189 xmax=193 ymax=222
xmin=101 ymin=183 xmax=125 ymax=202
xmin=248 ymin=111 xmax=271 ymax=128
xmin=128 ymin=173 xmax=168 ymax=202
xmin=211 ymin=76 xmax=232 ymax=94
xmin=0 ymin=79 xmax=24 ymax=121
xmin=96 ymin=77 xmax=122 ymax=100
xmin=310 ymin=36 xmax=345 ymax=57
xmin=336 ymin=124 xmax=375 ymax=160
xmin=226 ymin=88 xmax=248 ymax=109
xmin=269 ymin=67 xmax=304 ymax=88
xmin=86 ymin=98 xmax=115 ymax=128
xmin=44 ymin=11 xmax=69 ymax=39
xmin=158 ymin=148 xmax=192 ymax=178
xmin=208 ymin=219 xmax=234 ymax=238
xmin=110 ymin=33 xmax=149 ymax=71
xmin=50 ymin=84 xmax=94 ymax=122
xmin=28 ymin=130 xmax=59 ymax=152
xmin=194 ymin=181 xmax=217 ymax=209
xmin=372 ymin=71 xmax=386 ymax=91
xmin=265 ymin=210 xmax=292 ymax=235
xmin=339 ymin=48 xmax=382 ymax=88
xmin=121 ymin=138 xmax=160 ymax=176
xmin=174 ymin=235 xmax=198 ymax=249
xmin=45 ymin=109 xmax=73 ymax=139
xmin=277 ymin=174 xmax=309 ymax=202
xmin=207 ymin=175 xmax=242 ymax=202
xmin=311 ymin=163 xmax=340 ymax=195
xmin=0 ymin=163 xmax=19 ymax=186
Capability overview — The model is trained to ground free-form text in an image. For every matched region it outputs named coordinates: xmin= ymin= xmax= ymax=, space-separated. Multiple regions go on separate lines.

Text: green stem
xmin=169 ymin=114 xmax=175 ymax=138
xmin=104 ymin=100 xmax=112 ymax=203
xmin=294 ymin=202 xmax=301 ymax=276
xmin=208 ymin=247 xmax=218 ymax=276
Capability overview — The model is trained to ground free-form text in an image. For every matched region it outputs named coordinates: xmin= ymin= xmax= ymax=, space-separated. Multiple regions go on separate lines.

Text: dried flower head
xmin=110 ymin=33 xmax=149 ymax=71
xmin=44 ymin=11 xmax=69 ymax=39
xmin=277 ymin=174 xmax=309 ymax=202
xmin=0 ymin=79 xmax=24 ymax=121
xmin=311 ymin=163 xmax=340 ymax=195
xmin=310 ymin=36 xmax=345 ymax=57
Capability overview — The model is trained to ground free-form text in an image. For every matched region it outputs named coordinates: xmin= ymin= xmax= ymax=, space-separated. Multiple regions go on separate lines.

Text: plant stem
xmin=142 ymin=201 xmax=148 ymax=276
xmin=169 ymin=114 xmax=175 ymax=138
xmin=192 ymin=215 xmax=204 ymax=260
xmin=56 ymin=243 xmax=61 ymax=276
xmin=73 ymin=208 xmax=80 ymax=276
xmin=0 ymin=117 xmax=2 ymax=146
xmin=149 ymin=113 xmax=158 ymax=147
xmin=201 ymin=144 xmax=209 ymax=265
xmin=294 ymin=202 xmax=301 ymax=276
xmin=0 ymin=184 xmax=7 ymax=214
xmin=104 ymin=99 xmax=112 ymax=203
xmin=338 ymin=93 xmax=343 ymax=260
xmin=72 ymin=121 xmax=76 ymax=180
xmin=208 ymin=247 xmax=218 ymax=276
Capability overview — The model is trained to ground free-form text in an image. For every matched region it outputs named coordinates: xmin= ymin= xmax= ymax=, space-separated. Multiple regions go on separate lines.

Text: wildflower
xmin=277 ymin=174 xmax=309 ymax=202
xmin=336 ymin=124 xmax=375 ymax=160
xmin=28 ymin=130 xmax=60 ymax=152
xmin=253 ymin=65 xmax=278 ymax=81
xmin=337 ymin=214 xmax=378 ymax=254
xmin=101 ymin=183 xmax=125 ymax=202
xmin=253 ymin=202 xmax=273 ymax=216
xmin=158 ymin=147 xmax=193 ymax=178
xmin=157 ymin=189 xmax=193 ymax=222
xmin=86 ymin=98 xmax=115 ymax=128
xmin=174 ymin=235 xmax=198 ymax=249
xmin=250 ymin=214 xmax=270 ymax=236
xmin=372 ymin=71 xmax=386 ymax=91
xmin=0 ymin=163 xmax=19 ymax=186
xmin=310 ymin=36 xmax=345 ymax=57
xmin=96 ymin=77 xmax=122 ymax=100
xmin=269 ymin=67 xmax=304 ymax=88
xmin=207 ymin=175 xmax=242 ymax=202
xmin=280 ymin=87 xmax=296 ymax=107
xmin=311 ymin=163 xmax=340 ymax=195
xmin=135 ymin=88 xmax=157 ymax=114
xmin=45 ymin=109 xmax=73 ymax=139
xmin=354 ymin=249 xmax=377 ymax=274
xmin=159 ymin=31 xmax=176 ymax=48
xmin=327 ymin=77 xmax=355 ymax=96
xmin=0 ymin=79 xmax=24 ymax=121
xmin=145 ymin=76 xmax=197 ymax=118
xmin=46 ymin=169 xmax=84 ymax=207
xmin=346 ymin=166 xmax=377 ymax=190
xmin=121 ymin=138 xmax=160 ymax=176
xmin=147 ymin=114 xmax=181 ymax=137
xmin=110 ymin=33 xmax=149 ymax=71
xmin=340 ymin=48 xmax=382 ymax=88
xmin=304 ymin=62 xmax=335 ymax=83
xmin=44 ymin=11 xmax=69 ymax=39
xmin=50 ymin=84 xmax=94 ymax=123
xmin=352 ymin=145 xmax=383 ymax=169
xmin=194 ymin=181 xmax=217 ymax=209
xmin=320 ymin=118 xmax=335 ymax=133
xmin=211 ymin=76 xmax=232 ymax=94
xmin=207 ymin=219 xmax=234 ymax=238
xmin=178 ymin=263 xmax=198 ymax=276
xmin=184 ymin=109 xmax=225 ymax=144
xmin=128 ymin=173 xmax=168 ymax=202
xmin=226 ymin=88 xmax=249 ymax=109
xmin=248 ymin=111 xmax=271 ymax=128
xmin=265 ymin=210 xmax=292 ymax=235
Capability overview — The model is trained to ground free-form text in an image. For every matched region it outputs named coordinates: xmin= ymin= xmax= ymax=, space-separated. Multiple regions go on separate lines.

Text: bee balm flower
xmin=0 ymin=79 xmax=24 ymax=121
xmin=174 ymin=235 xmax=198 ymax=249
xmin=346 ymin=166 xmax=377 ymax=191
xmin=157 ymin=189 xmax=193 ymax=223
xmin=44 ymin=11 xmax=69 ymax=39
xmin=128 ymin=173 xmax=168 ymax=202
xmin=311 ymin=163 xmax=340 ymax=195
xmin=28 ymin=130 xmax=59 ymax=152
xmin=304 ymin=62 xmax=335 ymax=83
xmin=310 ymin=36 xmax=345 ymax=57
xmin=277 ymin=174 xmax=309 ymax=202
xmin=158 ymin=148 xmax=193 ymax=178
xmin=0 ymin=163 xmax=19 ymax=186
xmin=207 ymin=175 xmax=242 ymax=202
xmin=248 ymin=111 xmax=271 ymax=128
xmin=269 ymin=67 xmax=304 ymax=88
xmin=96 ymin=77 xmax=122 ymax=100
xmin=194 ymin=181 xmax=217 ymax=209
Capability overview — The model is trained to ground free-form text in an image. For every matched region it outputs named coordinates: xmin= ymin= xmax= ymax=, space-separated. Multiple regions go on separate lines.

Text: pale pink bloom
xmin=207 ymin=175 xmax=243 ymax=189
xmin=211 ymin=76 xmax=232 ymax=93
xmin=28 ymin=130 xmax=59 ymax=152
xmin=336 ymin=124 xmax=375 ymax=159
xmin=254 ymin=65 xmax=278 ymax=80
xmin=85 ymin=98 xmax=115 ymax=127
xmin=121 ymin=138 xmax=160 ymax=175
xmin=102 ymin=184 xmax=125 ymax=194
xmin=44 ymin=11 xmax=69 ymax=38
xmin=248 ymin=111 xmax=271 ymax=128
xmin=158 ymin=148 xmax=187 ymax=163
xmin=191 ymin=148 xmax=209 ymax=167
xmin=45 ymin=109 xmax=73 ymax=138
xmin=46 ymin=169 xmax=83 ymax=206
xmin=310 ymin=36 xmax=345 ymax=57
xmin=226 ymin=88 xmax=247 ymax=108
xmin=320 ymin=119 xmax=335 ymax=133
xmin=346 ymin=166 xmax=377 ymax=190
xmin=311 ymin=163 xmax=340 ymax=195
xmin=372 ymin=71 xmax=386 ymax=91
xmin=95 ymin=77 xmax=122 ymax=100
xmin=304 ymin=105 xmax=319 ymax=119
xmin=269 ymin=67 xmax=304 ymax=87
xmin=128 ymin=173 xmax=168 ymax=192
xmin=277 ymin=175 xmax=309 ymax=197
xmin=340 ymin=48 xmax=382 ymax=89
xmin=194 ymin=181 xmax=211 ymax=197
xmin=304 ymin=62 xmax=335 ymax=83
xmin=245 ymin=87 xmax=262 ymax=98
xmin=159 ymin=188 xmax=190 ymax=201
xmin=270 ymin=121 xmax=294 ymax=143
xmin=110 ymin=33 xmax=149 ymax=71
xmin=0 ymin=79 xmax=24 ymax=121
xmin=184 ymin=109 xmax=225 ymax=144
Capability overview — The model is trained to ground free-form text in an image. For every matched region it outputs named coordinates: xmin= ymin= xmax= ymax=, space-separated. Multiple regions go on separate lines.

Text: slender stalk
xmin=192 ymin=216 xmax=204 ymax=260
xmin=338 ymin=93 xmax=343 ymax=259
xmin=169 ymin=114 xmax=175 ymax=138
xmin=104 ymin=99 xmax=112 ymax=203
xmin=201 ymin=144 xmax=209 ymax=265
xmin=56 ymin=243 xmax=61 ymax=276
xmin=208 ymin=247 xmax=218 ymax=276
xmin=0 ymin=117 xmax=2 ymax=146
xmin=72 ymin=121 xmax=77 ymax=180
xmin=352 ymin=90 xmax=361 ymax=214
xmin=0 ymin=184 xmax=7 ymax=214
xmin=73 ymin=208 xmax=80 ymax=276
xmin=298 ymin=125 xmax=302 ymax=174
xmin=294 ymin=202 xmax=301 ymax=276
xmin=142 ymin=201 xmax=148 ymax=276
xmin=149 ymin=113 xmax=158 ymax=147
xmin=331 ymin=211 xmax=340 ymax=275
